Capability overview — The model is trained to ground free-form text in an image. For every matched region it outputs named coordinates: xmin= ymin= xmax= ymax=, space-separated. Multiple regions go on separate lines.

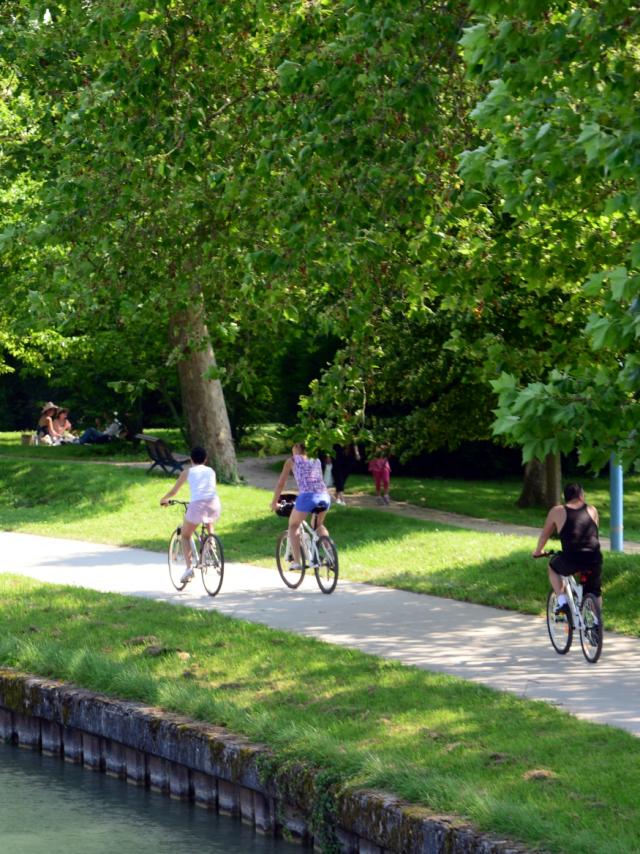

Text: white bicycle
xmin=167 ymin=500 xmax=224 ymax=597
xmin=536 ymin=551 xmax=603 ymax=664
xmin=274 ymin=496 xmax=339 ymax=594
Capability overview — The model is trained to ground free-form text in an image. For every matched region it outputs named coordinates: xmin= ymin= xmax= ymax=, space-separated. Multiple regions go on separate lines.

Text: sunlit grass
xmin=0 ymin=574 xmax=638 ymax=854
xmin=1 ymin=459 xmax=640 ymax=636
xmin=346 ymin=473 xmax=640 ymax=541
xmin=5 ymin=431 xmax=634 ymax=540
xmin=0 ymin=429 xmax=187 ymax=462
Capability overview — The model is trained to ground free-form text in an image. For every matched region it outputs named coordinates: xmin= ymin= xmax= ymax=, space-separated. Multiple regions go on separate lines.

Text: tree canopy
xmin=461 ymin=0 xmax=640 ymax=470
xmin=2 ymin=1 xmax=638 ymax=477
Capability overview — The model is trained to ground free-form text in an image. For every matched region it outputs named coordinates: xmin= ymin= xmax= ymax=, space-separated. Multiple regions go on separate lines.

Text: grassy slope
xmin=0 ymin=429 xmax=186 ymax=462
xmin=345 ymin=473 xmax=640 ymax=541
xmin=1 ymin=574 xmax=639 ymax=854
xmin=1 ymin=458 xmax=639 ymax=636
xmin=1 ymin=445 xmax=639 ymax=851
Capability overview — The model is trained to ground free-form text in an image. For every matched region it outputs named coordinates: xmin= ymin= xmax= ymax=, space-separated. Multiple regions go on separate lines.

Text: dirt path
xmin=9 ymin=451 xmax=638 ymax=552
xmin=237 ymin=455 xmax=640 ymax=553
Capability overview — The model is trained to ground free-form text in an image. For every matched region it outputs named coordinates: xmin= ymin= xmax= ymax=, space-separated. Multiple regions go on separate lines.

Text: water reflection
xmin=0 ymin=741 xmax=299 ymax=853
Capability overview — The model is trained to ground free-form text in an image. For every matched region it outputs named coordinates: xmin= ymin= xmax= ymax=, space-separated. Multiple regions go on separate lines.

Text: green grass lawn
xmin=1 ymin=573 xmax=638 ymax=854
xmin=4 ymin=432 xmax=634 ymax=538
xmin=0 ymin=429 xmax=187 ymax=462
xmin=1 ymin=442 xmax=639 ymax=851
xmin=1 ymin=458 xmax=639 ymax=636
xmin=345 ymin=472 xmax=640 ymax=540
xmin=267 ymin=460 xmax=639 ymax=540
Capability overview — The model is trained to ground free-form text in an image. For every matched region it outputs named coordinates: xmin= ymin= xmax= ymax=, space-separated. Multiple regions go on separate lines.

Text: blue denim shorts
xmin=294 ymin=492 xmax=331 ymax=514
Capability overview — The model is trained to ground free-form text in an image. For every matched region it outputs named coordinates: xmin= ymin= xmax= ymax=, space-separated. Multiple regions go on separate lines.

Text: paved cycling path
xmin=2 ymin=530 xmax=639 ymax=738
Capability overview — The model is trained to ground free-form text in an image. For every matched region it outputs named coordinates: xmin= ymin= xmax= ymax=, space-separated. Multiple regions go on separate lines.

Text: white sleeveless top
xmin=187 ymin=464 xmax=217 ymax=501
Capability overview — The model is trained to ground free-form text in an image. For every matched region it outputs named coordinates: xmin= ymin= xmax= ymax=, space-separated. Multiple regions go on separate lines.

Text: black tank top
xmin=559 ymin=504 xmax=601 ymax=564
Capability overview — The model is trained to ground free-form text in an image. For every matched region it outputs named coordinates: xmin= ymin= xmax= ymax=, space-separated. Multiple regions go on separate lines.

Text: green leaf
xmin=535 ymin=122 xmax=551 ymax=141
xmin=576 ymin=122 xmax=600 ymax=144
xmin=492 ymin=414 xmax=519 ymax=436
xmin=586 ymin=316 xmax=613 ymax=350
xmin=609 ymin=267 xmax=629 ymax=302
xmin=490 ymin=372 xmax=517 ymax=394
xmin=583 ymin=271 xmax=607 ymax=296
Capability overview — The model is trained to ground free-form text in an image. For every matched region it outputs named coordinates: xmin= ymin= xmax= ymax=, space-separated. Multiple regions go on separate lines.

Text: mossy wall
xmin=0 ymin=668 xmax=530 ymax=854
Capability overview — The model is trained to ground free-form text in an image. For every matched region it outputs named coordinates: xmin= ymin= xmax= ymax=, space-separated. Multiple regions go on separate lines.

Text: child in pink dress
xmin=368 ymin=448 xmax=391 ymax=505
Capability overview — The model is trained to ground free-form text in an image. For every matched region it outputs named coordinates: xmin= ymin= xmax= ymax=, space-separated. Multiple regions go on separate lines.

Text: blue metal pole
xmin=610 ymin=454 xmax=624 ymax=553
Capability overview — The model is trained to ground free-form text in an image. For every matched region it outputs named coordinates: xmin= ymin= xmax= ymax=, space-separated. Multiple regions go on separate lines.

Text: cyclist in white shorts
xmin=160 ymin=446 xmax=221 ymax=583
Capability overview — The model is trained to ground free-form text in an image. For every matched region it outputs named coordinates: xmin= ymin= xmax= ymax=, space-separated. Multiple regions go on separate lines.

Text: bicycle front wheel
xmin=314 ymin=536 xmax=338 ymax=594
xmin=276 ymin=530 xmax=305 ymax=588
xmin=201 ymin=535 xmax=224 ymax=597
xmin=168 ymin=529 xmax=198 ymax=591
xmin=546 ymin=589 xmax=573 ymax=654
xmin=580 ymin=593 xmax=603 ymax=664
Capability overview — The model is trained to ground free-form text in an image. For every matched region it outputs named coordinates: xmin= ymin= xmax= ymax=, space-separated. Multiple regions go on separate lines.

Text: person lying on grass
xmin=160 ymin=446 xmax=221 ymax=584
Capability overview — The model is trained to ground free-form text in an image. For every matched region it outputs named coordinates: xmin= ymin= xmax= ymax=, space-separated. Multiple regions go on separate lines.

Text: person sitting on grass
xmin=160 ymin=446 xmax=221 ymax=584
xmin=36 ymin=402 xmax=60 ymax=445
xmin=52 ymin=408 xmax=76 ymax=443
xmin=271 ymin=442 xmax=331 ymax=571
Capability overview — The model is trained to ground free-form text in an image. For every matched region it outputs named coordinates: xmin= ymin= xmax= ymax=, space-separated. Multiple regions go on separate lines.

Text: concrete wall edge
xmin=0 ymin=667 xmax=531 ymax=854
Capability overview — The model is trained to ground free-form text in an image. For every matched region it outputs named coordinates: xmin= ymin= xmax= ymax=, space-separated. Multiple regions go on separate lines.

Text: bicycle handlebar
xmin=533 ymin=550 xmax=557 ymax=558
xmin=166 ymin=499 xmax=189 ymax=508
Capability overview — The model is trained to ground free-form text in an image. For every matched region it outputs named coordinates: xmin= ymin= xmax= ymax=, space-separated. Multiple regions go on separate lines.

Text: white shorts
xmin=185 ymin=496 xmax=221 ymax=525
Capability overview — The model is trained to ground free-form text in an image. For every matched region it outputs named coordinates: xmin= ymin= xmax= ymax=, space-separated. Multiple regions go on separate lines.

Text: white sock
xmin=557 ymin=594 xmax=567 ymax=606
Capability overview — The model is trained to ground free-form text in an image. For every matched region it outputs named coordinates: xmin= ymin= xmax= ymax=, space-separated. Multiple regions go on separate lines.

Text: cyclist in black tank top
xmin=533 ymin=483 xmax=603 ymax=610
xmin=558 ymin=503 xmax=601 ymax=565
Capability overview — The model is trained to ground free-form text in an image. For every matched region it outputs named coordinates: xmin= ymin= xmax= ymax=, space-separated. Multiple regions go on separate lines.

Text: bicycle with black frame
xmin=166 ymin=499 xmax=224 ymax=596
xmin=274 ymin=493 xmax=339 ymax=594
xmin=534 ymin=550 xmax=603 ymax=663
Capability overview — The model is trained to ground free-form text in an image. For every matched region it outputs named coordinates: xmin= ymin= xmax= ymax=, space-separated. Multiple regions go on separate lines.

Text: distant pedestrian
xmin=322 ymin=454 xmax=334 ymax=490
xmin=331 ymin=443 xmax=360 ymax=505
xmin=368 ymin=446 xmax=391 ymax=505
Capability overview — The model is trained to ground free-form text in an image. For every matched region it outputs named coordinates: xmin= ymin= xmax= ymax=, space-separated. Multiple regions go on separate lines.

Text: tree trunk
xmin=517 ymin=458 xmax=547 ymax=507
xmin=517 ymin=453 xmax=562 ymax=509
xmin=544 ymin=452 xmax=562 ymax=507
xmin=170 ymin=301 xmax=238 ymax=482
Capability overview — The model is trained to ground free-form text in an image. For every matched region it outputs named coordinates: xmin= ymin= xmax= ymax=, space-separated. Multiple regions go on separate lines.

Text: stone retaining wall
xmin=0 ymin=668 xmax=529 ymax=854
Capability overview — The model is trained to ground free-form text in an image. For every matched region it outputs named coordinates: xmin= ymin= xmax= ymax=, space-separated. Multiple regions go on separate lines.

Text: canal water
xmin=0 ymin=740 xmax=300 ymax=853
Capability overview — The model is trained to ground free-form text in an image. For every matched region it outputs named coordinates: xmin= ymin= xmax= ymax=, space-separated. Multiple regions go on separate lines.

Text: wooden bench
xmin=135 ymin=434 xmax=191 ymax=475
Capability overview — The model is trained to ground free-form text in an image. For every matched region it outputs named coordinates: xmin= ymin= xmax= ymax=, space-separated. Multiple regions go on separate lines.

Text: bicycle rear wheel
xmin=276 ymin=530 xmax=305 ymax=588
xmin=200 ymin=535 xmax=224 ymax=597
xmin=580 ymin=593 xmax=603 ymax=664
xmin=168 ymin=529 xmax=198 ymax=591
xmin=314 ymin=536 xmax=338 ymax=594
xmin=546 ymin=589 xmax=573 ymax=655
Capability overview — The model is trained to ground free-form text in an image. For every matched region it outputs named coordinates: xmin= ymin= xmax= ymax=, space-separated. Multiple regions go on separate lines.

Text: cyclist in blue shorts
xmin=271 ymin=442 xmax=331 ymax=571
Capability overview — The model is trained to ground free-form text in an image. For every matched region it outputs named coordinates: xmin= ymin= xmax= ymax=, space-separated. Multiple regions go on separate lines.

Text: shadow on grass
xmin=1 ymin=580 xmax=640 ymax=853
xmin=2 ymin=461 xmax=640 ymax=635
xmin=0 ymin=459 xmax=168 ymax=517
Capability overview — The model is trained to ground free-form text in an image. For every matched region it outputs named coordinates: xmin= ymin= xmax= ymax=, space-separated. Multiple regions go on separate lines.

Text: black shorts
xmin=549 ymin=553 xmax=602 ymax=598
